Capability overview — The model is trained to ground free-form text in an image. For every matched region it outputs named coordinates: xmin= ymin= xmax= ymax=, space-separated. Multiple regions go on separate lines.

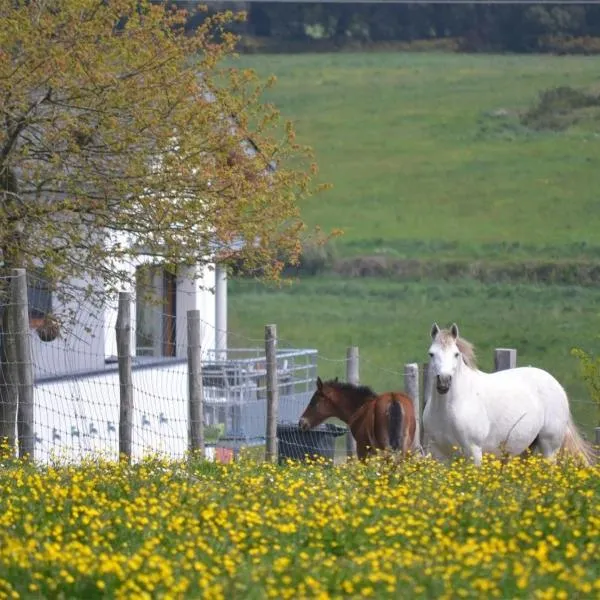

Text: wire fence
xmin=0 ymin=268 xmax=597 ymax=465
xmin=0 ymin=269 xmax=325 ymax=464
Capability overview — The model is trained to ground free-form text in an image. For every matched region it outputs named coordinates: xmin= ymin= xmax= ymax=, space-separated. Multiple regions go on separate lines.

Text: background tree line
xmin=179 ymin=2 xmax=600 ymax=54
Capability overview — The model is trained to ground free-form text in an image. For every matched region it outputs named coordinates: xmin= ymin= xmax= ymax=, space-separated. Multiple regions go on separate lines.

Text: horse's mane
xmin=437 ymin=330 xmax=478 ymax=369
xmin=324 ymin=379 xmax=377 ymax=404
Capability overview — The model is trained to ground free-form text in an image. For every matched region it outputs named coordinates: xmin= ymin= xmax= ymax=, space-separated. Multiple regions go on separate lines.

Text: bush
xmin=235 ymin=35 xmax=462 ymax=55
xmin=230 ymin=241 xmax=338 ymax=278
xmin=539 ymin=35 xmax=600 ymax=55
xmin=289 ymin=241 xmax=338 ymax=276
xmin=204 ymin=423 xmax=225 ymax=442
xmin=571 ymin=347 xmax=600 ymax=426
xmin=521 ymin=85 xmax=600 ymax=131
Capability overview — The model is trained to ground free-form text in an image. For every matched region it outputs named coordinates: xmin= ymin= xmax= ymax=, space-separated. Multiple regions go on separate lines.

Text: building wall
xmin=32 ymin=262 xmax=218 ymax=380
xmin=175 ymin=264 xmax=216 ymax=359
xmin=34 ymin=361 xmax=190 ymax=463
xmin=32 ymin=358 xmax=312 ymax=464
xmin=32 ymin=276 xmax=107 ymax=379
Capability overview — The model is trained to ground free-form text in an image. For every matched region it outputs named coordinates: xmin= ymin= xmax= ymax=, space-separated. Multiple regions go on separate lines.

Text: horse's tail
xmin=388 ymin=399 xmax=403 ymax=451
xmin=561 ymin=414 xmax=596 ymax=466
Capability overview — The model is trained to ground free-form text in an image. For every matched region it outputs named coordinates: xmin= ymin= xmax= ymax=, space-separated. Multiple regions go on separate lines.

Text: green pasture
xmin=229 ymin=277 xmax=600 ymax=434
xmin=232 ymin=52 xmax=600 ymax=261
xmin=226 ymin=52 xmax=600 ymax=433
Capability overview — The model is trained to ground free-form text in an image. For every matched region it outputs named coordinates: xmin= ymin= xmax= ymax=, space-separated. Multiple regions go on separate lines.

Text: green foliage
xmin=292 ymin=241 xmax=338 ymax=276
xmin=0 ymin=0 xmax=324 ymax=304
xmin=204 ymin=423 xmax=225 ymax=442
xmin=235 ymin=3 xmax=600 ymax=54
xmin=571 ymin=347 xmax=600 ymax=426
xmin=538 ymin=35 xmax=600 ymax=55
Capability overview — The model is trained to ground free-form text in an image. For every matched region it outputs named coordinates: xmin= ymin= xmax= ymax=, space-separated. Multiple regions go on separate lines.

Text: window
xmin=135 ymin=266 xmax=177 ymax=358
xmin=27 ymin=273 xmax=52 ymax=329
xmin=162 ymin=270 xmax=177 ymax=357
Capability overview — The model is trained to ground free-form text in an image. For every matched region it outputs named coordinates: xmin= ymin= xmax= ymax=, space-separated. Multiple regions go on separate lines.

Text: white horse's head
xmin=428 ymin=322 xmax=463 ymax=395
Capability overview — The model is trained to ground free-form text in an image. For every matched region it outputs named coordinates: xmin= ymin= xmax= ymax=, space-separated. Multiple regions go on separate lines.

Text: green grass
xmin=225 ymin=51 xmax=600 ymax=434
xmin=231 ymin=52 xmax=600 ymax=261
xmin=229 ymin=277 xmax=600 ymax=435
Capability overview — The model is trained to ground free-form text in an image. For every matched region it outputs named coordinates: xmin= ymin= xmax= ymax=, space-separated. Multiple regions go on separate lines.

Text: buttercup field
xmin=1 ymin=3 xmax=600 ymax=599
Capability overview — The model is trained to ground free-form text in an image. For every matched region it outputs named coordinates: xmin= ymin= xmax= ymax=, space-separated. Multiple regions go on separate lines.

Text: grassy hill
xmin=234 ymin=52 xmax=600 ymax=262
xmin=225 ymin=52 xmax=600 ymax=433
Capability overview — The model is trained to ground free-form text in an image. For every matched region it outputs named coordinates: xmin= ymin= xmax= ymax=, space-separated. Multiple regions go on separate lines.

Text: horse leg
xmin=520 ymin=435 xmax=539 ymax=459
xmin=535 ymin=435 xmax=561 ymax=463
xmin=465 ymin=444 xmax=483 ymax=467
xmin=356 ymin=443 xmax=369 ymax=461
xmin=421 ymin=438 xmax=448 ymax=463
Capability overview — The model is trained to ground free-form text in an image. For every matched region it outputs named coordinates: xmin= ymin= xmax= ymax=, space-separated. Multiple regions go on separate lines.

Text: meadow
xmin=229 ymin=277 xmax=599 ymax=433
xmin=226 ymin=52 xmax=600 ymax=433
xmin=0 ymin=453 xmax=598 ymax=599
xmin=232 ymin=52 xmax=600 ymax=261
xmin=2 ymin=48 xmax=600 ymax=600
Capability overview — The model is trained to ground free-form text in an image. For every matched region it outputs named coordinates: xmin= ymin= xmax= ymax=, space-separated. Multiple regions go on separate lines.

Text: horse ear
xmin=450 ymin=323 xmax=459 ymax=339
xmin=431 ymin=322 xmax=440 ymax=340
xmin=334 ymin=376 xmax=339 ymax=382
xmin=316 ymin=376 xmax=323 ymax=390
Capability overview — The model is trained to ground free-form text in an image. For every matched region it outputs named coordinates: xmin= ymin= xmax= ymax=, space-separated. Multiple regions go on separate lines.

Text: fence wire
xmin=0 ymin=269 xmax=596 ymax=465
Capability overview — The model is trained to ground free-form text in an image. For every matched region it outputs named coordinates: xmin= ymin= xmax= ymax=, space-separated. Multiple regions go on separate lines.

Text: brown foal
xmin=298 ymin=377 xmax=417 ymax=460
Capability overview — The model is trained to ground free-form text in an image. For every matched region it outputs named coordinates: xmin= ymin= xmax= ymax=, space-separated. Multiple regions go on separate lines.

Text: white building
xmin=28 ymin=260 xmax=228 ymax=463
xmin=21 ymin=85 xmax=271 ymax=462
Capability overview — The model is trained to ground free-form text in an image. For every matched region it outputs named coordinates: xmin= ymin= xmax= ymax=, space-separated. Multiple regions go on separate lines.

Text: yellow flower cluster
xmin=0 ymin=452 xmax=598 ymax=599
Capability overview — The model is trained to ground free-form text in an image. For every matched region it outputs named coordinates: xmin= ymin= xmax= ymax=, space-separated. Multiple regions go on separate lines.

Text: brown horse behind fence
xmin=298 ymin=377 xmax=418 ymax=460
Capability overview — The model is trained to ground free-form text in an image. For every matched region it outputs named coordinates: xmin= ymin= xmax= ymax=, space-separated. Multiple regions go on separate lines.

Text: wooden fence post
xmin=187 ymin=309 xmax=204 ymax=457
xmin=116 ymin=292 xmax=133 ymax=462
xmin=422 ymin=361 xmax=432 ymax=411
xmin=494 ymin=348 xmax=517 ymax=372
xmin=345 ymin=346 xmax=359 ymax=458
xmin=595 ymin=427 xmax=600 ymax=447
xmin=11 ymin=269 xmax=34 ymax=460
xmin=404 ymin=363 xmax=420 ymax=448
xmin=265 ymin=324 xmax=279 ymax=463
xmin=0 ymin=306 xmax=18 ymax=456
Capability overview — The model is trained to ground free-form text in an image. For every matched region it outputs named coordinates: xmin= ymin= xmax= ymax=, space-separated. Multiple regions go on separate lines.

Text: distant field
xmin=232 ymin=52 xmax=600 ymax=262
xmin=227 ymin=52 xmax=600 ymax=432
xmin=229 ymin=277 xmax=599 ymax=435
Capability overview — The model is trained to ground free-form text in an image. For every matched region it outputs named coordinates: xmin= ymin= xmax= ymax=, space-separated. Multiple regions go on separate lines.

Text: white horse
xmin=423 ymin=322 xmax=595 ymax=466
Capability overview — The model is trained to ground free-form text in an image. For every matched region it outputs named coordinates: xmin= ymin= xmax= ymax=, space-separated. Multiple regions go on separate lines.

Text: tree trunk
xmin=0 ymin=304 xmax=19 ymax=457
xmin=334 ymin=8 xmax=352 ymax=42
xmin=0 ymin=169 xmax=23 ymax=457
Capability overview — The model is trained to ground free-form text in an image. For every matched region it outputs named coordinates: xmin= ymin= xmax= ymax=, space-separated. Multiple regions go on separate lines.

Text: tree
xmin=0 ymin=0 xmax=325 ymax=451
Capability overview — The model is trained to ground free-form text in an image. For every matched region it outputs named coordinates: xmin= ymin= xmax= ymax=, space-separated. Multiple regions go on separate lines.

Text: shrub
xmin=571 ymin=347 xmax=600 ymax=426
xmin=521 ymin=85 xmax=600 ymax=131
xmin=539 ymin=35 xmax=600 ymax=55
xmin=292 ymin=241 xmax=338 ymax=276
xmin=204 ymin=423 xmax=225 ymax=442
